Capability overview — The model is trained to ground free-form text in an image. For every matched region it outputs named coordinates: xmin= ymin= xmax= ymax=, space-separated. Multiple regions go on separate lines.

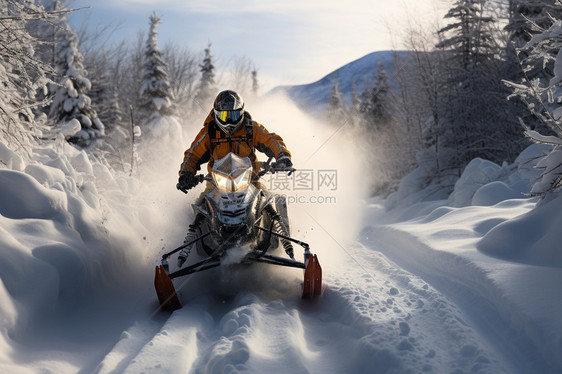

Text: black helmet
xmin=213 ymin=90 xmax=245 ymax=135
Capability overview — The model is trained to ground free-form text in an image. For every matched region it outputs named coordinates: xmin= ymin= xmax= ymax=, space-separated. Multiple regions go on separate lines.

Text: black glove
xmin=272 ymin=154 xmax=294 ymax=174
xmin=177 ymin=171 xmax=198 ymax=193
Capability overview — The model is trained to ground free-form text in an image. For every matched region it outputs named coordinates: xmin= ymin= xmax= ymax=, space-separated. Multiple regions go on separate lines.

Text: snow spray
xmin=247 ymin=93 xmax=369 ymax=272
xmin=136 ymin=92 xmax=369 ymax=299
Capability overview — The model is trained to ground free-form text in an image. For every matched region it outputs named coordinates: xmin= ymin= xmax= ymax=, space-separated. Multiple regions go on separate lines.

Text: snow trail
xmin=360 ymin=200 xmax=562 ymax=373
xmin=94 ymin=235 xmax=514 ymax=374
xmin=2 ymin=95 xmax=561 ymax=373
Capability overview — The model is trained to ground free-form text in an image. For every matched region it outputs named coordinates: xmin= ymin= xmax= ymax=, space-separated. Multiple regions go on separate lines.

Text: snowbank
xmin=0 ymin=138 xmax=162 ymax=373
xmin=363 ymin=142 xmax=562 ymax=372
xmin=385 ymin=144 xmax=547 ymax=214
xmin=478 ymin=192 xmax=562 ymax=266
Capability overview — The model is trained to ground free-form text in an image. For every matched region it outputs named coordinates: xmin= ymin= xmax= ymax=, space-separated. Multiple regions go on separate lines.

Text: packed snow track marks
xmin=96 ymin=239 xmax=512 ymax=374
xmin=323 ymin=242 xmax=508 ymax=374
xmin=362 ymin=225 xmax=557 ymax=373
xmin=95 ymin=309 xmax=202 ymax=374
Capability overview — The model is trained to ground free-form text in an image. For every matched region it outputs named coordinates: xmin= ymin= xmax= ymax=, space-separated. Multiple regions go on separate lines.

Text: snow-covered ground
xmin=1 ymin=98 xmax=561 ymax=373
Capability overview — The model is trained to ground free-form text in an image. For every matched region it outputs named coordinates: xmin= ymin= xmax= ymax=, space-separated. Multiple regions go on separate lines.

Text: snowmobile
xmin=154 ymin=152 xmax=322 ymax=310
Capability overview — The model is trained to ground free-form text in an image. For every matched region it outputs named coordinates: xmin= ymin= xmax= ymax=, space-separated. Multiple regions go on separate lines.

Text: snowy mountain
xmin=269 ymin=50 xmax=407 ymax=111
xmin=1 ymin=95 xmax=562 ymax=373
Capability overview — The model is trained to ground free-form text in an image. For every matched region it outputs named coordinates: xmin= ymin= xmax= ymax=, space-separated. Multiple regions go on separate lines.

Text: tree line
xmin=0 ymin=0 xmax=259 ymax=172
xmin=326 ymin=0 xmax=562 ymax=197
xmin=2 ymin=0 xmax=562 ymax=198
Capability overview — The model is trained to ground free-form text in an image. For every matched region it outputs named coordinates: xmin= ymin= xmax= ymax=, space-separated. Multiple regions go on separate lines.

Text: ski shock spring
xmin=265 ymin=204 xmax=294 ymax=257
xmin=180 ymin=216 xmax=204 ymax=261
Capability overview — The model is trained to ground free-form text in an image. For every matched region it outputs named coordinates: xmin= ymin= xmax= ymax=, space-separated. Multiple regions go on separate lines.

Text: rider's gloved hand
xmin=272 ymin=153 xmax=294 ymax=175
xmin=177 ymin=171 xmax=197 ymax=193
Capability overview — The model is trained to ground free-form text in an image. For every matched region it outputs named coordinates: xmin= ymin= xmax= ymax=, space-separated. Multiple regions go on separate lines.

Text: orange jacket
xmin=179 ymin=110 xmax=291 ymax=175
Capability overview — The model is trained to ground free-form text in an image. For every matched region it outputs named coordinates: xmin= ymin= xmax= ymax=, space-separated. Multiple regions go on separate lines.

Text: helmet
xmin=213 ymin=90 xmax=245 ymax=135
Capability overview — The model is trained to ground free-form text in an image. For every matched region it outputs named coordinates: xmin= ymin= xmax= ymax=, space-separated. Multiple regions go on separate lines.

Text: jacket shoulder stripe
xmin=180 ymin=132 xmax=208 ymax=172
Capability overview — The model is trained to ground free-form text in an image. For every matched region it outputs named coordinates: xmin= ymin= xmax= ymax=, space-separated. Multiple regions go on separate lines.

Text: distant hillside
xmin=270 ymin=50 xmax=409 ymax=111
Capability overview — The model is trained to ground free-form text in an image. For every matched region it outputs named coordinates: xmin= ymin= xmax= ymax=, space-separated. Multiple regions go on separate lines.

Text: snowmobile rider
xmin=177 ymin=89 xmax=293 ymax=192
xmin=175 ymin=90 xmax=294 ymax=267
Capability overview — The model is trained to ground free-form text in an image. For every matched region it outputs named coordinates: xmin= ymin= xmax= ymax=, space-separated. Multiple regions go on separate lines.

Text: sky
xmin=68 ymin=0 xmax=446 ymax=91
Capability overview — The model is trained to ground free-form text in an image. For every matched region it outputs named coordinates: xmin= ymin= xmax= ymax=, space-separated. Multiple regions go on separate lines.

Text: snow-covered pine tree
xmin=371 ymin=60 xmax=392 ymax=129
xmin=194 ymin=43 xmax=216 ymax=110
xmin=505 ymin=12 xmax=562 ymax=197
xmin=436 ymin=0 xmax=521 ymax=173
xmin=437 ymin=0 xmax=496 ymax=70
xmin=359 ymin=60 xmax=393 ymax=131
xmin=326 ymin=76 xmax=347 ymax=123
xmin=0 ymin=0 xmax=56 ymax=155
xmin=48 ymin=15 xmax=104 ymax=147
xmin=140 ymin=12 xmax=174 ymax=121
xmin=359 ymin=77 xmax=373 ymax=116
xmin=506 ymin=0 xmax=562 ymax=49
xmin=136 ymin=13 xmax=183 ymax=168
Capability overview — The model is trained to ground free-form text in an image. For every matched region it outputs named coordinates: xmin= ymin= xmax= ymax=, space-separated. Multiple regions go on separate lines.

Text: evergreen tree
xmin=437 ymin=0 xmax=496 ymax=69
xmin=371 ymin=61 xmax=392 ymax=128
xmin=194 ymin=43 xmax=216 ymax=110
xmin=360 ymin=60 xmax=393 ymax=130
xmin=136 ymin=15 xmax=184 ymax=168
xmin=359 ymin=77 xmax=373 ymax=115
xmin=435 ymin=0 xmax=521 ymax=172
xmin=326 ymin=76 xmax=346 ymax=122
xmin=506 ymin=0 xmax=562 ymax=49
xmin=140 ymin=12 xmax=174 ymax=119
xmin=48 ymin=16 xmax=104 ymax=147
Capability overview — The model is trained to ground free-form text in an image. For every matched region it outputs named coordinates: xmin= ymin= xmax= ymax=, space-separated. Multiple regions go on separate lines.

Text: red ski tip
xmin=302 ymin=254 xmax=322 ymax=298
xmin=154 ymin=265 xmax=182 ymax=311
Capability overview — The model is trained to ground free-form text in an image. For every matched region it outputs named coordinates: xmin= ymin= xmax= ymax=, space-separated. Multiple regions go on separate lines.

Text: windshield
xmin=212 ymin=153 xmax=252 ymax=192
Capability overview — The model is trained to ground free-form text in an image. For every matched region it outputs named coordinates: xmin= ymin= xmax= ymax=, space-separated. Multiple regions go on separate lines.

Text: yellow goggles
xmin=215 ymin=109 xmax=243 ymax=124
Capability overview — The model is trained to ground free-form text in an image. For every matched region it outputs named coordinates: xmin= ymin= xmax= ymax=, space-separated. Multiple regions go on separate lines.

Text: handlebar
xmin=256 ymin=165 xmax=295 ymax=178
xmin=177 ymin=162 xmax=295 ymax=194
xmin=257 ymin=159 xmax=296 ymax=178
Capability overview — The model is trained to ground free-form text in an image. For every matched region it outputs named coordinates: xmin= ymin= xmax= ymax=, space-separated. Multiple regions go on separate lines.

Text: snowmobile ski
xmin=154 ymin=265 xmax=181 ymax=311
xmin=302 ymin=254 xmax=322 ymax=298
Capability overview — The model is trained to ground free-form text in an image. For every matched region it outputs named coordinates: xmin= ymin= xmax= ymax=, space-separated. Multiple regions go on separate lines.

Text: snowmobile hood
xmin=212 ymin=153 xmax=252 ymax=192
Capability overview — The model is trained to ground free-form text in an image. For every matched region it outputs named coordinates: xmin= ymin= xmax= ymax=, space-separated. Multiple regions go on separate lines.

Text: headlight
xmin=213 ymin=173 xmax=233 ymax=191
xmin=213 ymin=169 xmax=251 ymax=192
xmin=232 ymin=169 xmax=251 ymax=191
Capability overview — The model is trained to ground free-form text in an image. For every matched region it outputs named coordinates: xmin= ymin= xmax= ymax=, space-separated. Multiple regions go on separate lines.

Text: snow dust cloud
xmin=130 ymin=92 xmax=369 ymax=301
xmin=247 ymin=93 xmax=369 ymax=268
